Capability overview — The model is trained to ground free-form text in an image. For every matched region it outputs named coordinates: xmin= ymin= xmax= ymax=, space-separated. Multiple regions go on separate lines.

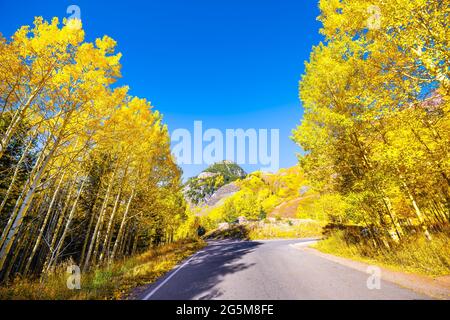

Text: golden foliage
xmin=0 ymin=17 xmax=186 ymax=281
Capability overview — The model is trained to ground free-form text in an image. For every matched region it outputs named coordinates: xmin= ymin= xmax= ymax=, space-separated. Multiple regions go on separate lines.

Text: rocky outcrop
xmin=205 ymin=182 xmax=240 ymax=207
xmin=183 ymin=161 xmax=246 ymax=205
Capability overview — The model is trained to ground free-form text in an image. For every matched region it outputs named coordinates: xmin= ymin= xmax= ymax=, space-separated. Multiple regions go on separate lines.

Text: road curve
xmin=139 ymin=239 xmax=429 ymax=300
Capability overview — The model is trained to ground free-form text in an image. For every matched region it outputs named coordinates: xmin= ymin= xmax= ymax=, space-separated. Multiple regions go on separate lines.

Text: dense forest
xmin=0 ymin=18 xmax=187 ymax=282
xmin=292 ymin=0 xmax=449 ymax=244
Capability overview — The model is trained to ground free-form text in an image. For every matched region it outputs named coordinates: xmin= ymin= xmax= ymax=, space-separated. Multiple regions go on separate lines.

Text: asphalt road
xmin=140 ymin=239 xmax=429 ymax=300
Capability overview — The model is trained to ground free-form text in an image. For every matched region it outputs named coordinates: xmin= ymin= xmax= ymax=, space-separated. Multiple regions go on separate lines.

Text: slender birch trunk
xmin=110 ymin=189 xmax=135 ymax=262
xmin=0 ymin=107 xmax=76 ymax=271
xmin=47 ymin=179 xmax=86 ymax=270
xmin=99 ymin=164 xmax=128 ymax=263
xmin=0 ymin=137 xmax=61 ymax=271
xmin=99 ymin=189 xmax=122 ymax=263
xmin=80 ymin=188 xmax=101 ymax=268
xmin=42 ymin=174 xmax=78 ymax=272
xmin=50 ymin=179 xmax=86 ymax=265
xmin=23 ymin=173 xmax=65 ymax=274
xmin=0 ymin=137 xmax=49 ymax=251
xmin=83 ymin=165 xmax=117 ymax=271
xmin=0 ymin=64 xmax=55 ymax=159
xmin=0 ymin=129 xmax=37 ymax=214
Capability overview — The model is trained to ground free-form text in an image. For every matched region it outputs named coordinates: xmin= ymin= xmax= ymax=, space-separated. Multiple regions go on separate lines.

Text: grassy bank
xmin=314 ymin=231 xmax=450 ymax=276
xmin=248 ymin=220 xmax=323 ymax=240
xmin=0 ymin=240 xmax=205 ymax=300
xmin=204 ymin=219 xmax=324 ymax=241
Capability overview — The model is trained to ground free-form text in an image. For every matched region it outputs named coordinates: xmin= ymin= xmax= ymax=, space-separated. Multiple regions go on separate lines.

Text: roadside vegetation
xmin=247 ymin=220 xmax=323 ymax=240
xmin=315 ymin=230 xmax=450 ymax=276
xmin=204 ymin=219 xmax=323 ymax=241
xmin=0 ymin=240 xmax=204 ymax=300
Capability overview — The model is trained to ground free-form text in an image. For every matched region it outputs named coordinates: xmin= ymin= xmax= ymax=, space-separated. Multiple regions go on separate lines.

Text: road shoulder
xmin=292 ymin=243 xmax=450 ymax=300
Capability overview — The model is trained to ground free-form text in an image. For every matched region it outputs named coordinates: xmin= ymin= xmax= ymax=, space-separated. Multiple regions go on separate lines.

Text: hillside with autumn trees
xmin=184 ymin=0 xmax=450 ymax=277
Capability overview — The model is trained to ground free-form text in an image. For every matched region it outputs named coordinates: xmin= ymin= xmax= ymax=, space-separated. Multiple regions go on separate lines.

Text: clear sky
xmin=0 ymin=0 xmax=323 ymax=179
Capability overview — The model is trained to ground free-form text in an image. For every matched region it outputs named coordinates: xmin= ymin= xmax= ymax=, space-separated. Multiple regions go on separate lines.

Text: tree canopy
xmin=0 ymin=17 xmax=185 ymax=281
xmin=292 ymin=0 xmax=449 ymax=243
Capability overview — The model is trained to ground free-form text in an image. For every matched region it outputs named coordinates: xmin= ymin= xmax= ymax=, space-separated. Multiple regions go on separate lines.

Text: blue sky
xmin=0 ymin=0 xmax=323 ymax=179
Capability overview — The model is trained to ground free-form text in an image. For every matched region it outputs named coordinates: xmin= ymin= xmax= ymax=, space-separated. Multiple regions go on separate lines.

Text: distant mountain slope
xmin=187 ymin=164 xmax=321 ymax=223
xmin=269 ymin=197 xmax=302 ymax=218
xmin=192 ymin=165 xmax=317 ymax=223
xmin=206 ymin=182 xmax=240 ymax=207
xmin=268 ymin=194 xmax=318 ymax=218
xmin=184 ymin=161 xmax=246 ymax=205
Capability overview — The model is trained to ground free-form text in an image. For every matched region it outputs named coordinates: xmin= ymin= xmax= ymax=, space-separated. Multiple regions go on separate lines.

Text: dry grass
xmin=204 ymin=219 xmax=323 ymax=241
xmin=315 ymin=231 xmax=450 ymax=276
xmin=0 ymin=240 xmax=205 ymax=300
xmin=204 ymin=217 xmax=323 ymax=240
xmin=248 ymin=220 xmax=323 ymax=240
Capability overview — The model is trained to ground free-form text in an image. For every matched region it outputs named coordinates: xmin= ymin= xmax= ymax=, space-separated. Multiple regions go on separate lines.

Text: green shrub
xmin=248 ymin=220 xmax=323 ymax=240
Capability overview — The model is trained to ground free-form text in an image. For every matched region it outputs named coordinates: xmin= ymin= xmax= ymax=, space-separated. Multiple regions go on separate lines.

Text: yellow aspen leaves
xmin=293 ymin=0 xmax=449 ymax=240
xmin=0 ymin=17 xmax=185 ymax=280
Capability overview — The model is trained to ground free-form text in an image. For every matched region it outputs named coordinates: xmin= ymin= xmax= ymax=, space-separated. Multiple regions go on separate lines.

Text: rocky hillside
xmin=183 ymin=161 xmax=246 ymax=205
